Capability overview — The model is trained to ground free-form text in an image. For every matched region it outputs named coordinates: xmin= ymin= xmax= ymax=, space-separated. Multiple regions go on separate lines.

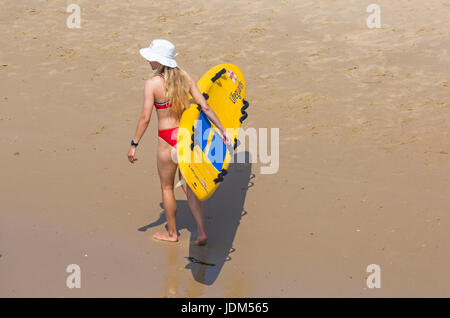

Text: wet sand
xmin=1 ymin=0 xmax=449 ymax=297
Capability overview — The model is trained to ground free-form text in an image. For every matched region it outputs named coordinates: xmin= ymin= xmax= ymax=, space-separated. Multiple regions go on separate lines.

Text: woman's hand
xmin=128 ymin=146 xmax=138 ymax=164
xmin=221 ymin=129 xmax=232 ymax=146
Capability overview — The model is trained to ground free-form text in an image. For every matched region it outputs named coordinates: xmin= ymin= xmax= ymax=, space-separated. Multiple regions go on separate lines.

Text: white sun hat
xmin=139 ymin=39 xmax=178 ymax=68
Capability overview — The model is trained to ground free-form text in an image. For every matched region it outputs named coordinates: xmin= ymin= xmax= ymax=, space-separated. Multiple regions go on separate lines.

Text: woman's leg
xmin=178 ymin=170 xmax=208 ymax=245
xmin=154 ymin=139 xmax=179 ymax=242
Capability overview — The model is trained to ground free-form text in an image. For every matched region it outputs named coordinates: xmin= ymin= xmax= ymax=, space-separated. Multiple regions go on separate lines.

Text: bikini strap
xmin=154 ymin=100 xmax=171 ymax=109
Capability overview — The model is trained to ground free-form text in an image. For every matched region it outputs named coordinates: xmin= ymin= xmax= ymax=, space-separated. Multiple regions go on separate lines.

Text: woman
xmin=127 ymin=39 xmax=231 ymax=245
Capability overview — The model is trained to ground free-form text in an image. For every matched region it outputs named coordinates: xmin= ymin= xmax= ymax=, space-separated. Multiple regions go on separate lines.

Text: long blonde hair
xmin=153 ymin=64 xmax=191 ymax=119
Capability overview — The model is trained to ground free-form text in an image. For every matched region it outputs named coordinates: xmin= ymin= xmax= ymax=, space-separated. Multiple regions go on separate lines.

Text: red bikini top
xmin=154 ymin=100 xmax=171 ymax=109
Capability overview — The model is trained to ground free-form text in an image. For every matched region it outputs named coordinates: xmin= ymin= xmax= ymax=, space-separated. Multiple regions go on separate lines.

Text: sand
xmin=0 ymin=0 xmax=449 ymax=297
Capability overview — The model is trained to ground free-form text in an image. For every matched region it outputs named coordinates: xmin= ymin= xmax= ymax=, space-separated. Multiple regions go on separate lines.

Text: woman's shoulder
xmin=183 ymin=71 xmax=195 ymax=86
xmin=143 ymin=77 xmax=160 ymax=98
xmin=182 ymin=69 xmax=193 ymax=79
xmin=144 ymin=75 xmax=164 ymax=89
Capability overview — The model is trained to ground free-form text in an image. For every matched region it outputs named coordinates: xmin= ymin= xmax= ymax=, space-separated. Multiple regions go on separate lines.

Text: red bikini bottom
xmin=158 ymin=127 xmax=178 ymax=147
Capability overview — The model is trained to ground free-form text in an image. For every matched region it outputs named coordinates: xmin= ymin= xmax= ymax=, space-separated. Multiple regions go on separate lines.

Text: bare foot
xmin=153 ymin=231 xmax=178 ymax=242
xmin=194 ymin=235 xmax=208 ymax=246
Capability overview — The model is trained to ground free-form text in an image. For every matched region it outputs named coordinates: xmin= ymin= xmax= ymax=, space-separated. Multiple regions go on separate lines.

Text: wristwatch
xmin=130 ymin=140 xmax=139 ymax=147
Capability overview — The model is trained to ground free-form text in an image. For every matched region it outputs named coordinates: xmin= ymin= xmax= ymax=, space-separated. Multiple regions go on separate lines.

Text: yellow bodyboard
xmin=176 ymin=64 xmax=248 ymax=201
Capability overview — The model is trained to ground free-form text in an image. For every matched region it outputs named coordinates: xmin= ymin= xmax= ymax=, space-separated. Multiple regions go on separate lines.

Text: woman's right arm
xmin=188 ymin=74 xmax=231 ymax=145
xmin=127 ymin=79 xmax=155 ymax=164
xmin=132 ymin=79 xmax=155 ymax=143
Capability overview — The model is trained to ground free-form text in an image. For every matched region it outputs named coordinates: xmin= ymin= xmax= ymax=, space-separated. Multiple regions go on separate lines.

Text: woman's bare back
xmin=151 ymin=75 xmax=180 ymax=131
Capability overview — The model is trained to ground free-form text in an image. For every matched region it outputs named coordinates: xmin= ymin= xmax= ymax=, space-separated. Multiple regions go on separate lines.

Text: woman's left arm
xmin=188 ymin=74 xmax=231 ymax=145
xmin=128 ymin=79 xmax=155 ymax=164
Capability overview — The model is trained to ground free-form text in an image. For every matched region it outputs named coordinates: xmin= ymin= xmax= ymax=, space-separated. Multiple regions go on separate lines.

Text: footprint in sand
xmin=89 ymin=125 xmax=106 ymax=136
xmin=52 ymin=47 xmax=76 ymax=59
xmin=248 ymin=27 xmax=266 ymax=35
xmin=439 ymin=81 xmax=449 ymax=88
xmin=288 ymin=93 xmax=323 ymax=111
xmin=92 ymin=66 xmax=105 ymax=78
xmin=116 ymin=69 xmax=135 ymax=79
xmin=28 ymin=8 xmax=41 ymax=15
xmin=155 ymin=14 xmax=168 ymax=22
xmin=0 ymin=114 xmax=13 ymax=121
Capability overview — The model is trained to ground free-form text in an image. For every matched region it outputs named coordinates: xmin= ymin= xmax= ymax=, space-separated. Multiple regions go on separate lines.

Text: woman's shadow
xmin=138 ymin=151 xmax=253 ymax=285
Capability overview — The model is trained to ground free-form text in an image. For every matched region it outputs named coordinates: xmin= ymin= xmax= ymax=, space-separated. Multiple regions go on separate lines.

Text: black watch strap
xmin=131 ymin=140 xmax=139 ymax=147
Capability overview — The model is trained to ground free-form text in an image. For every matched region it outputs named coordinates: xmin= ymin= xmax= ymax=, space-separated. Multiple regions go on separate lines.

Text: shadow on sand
xmin=138 ymin=151 xmax=253 ymax=285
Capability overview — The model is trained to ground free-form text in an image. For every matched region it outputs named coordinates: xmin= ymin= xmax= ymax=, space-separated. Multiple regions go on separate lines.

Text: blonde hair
xmin=153 ymin=64 xmax=191 ymax=119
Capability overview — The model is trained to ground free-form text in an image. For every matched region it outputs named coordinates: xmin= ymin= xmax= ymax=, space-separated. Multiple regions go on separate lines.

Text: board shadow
xmin=138 ymin=151 xmax=253 ymax=285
